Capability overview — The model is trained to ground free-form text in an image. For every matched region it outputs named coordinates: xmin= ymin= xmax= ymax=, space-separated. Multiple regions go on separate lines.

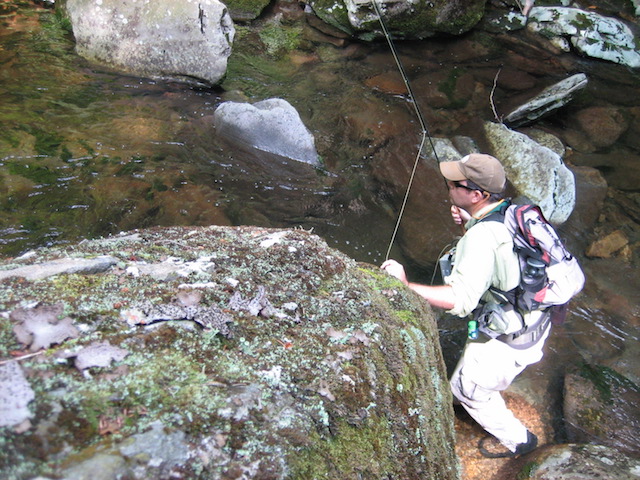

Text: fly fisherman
xmin=381 ymin=153 xmax=543 ymax=458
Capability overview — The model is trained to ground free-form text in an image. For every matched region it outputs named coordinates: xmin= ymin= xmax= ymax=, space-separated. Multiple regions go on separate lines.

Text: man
xmin=381 ymin=153 xmax=544 ymax=458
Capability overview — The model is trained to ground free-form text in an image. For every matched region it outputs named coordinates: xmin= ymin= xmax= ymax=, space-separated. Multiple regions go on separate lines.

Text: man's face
xmin=446 ymin=180 xmax=478 ymax=209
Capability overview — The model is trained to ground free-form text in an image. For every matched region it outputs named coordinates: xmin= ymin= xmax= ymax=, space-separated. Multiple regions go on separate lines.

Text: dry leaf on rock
xmin=11 ymin=303 xmax=79 ymax=352
xmin=72 ymin=341 xmax=129 ymax=373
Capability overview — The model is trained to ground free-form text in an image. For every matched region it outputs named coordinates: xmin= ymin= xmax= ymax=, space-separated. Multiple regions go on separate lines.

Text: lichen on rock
xmin=0 ymin=361 xmax=35 ymax=429
xmin=0 ymin=225 xmax=459 ymax=479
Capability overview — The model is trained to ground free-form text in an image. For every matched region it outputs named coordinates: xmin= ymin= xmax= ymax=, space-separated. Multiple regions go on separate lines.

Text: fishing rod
xmin=371 ymin=0 xmax=442 ymax=261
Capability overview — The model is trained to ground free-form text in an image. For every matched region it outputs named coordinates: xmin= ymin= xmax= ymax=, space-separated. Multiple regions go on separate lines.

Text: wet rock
xmin=563 ymin=364 xmax=640 ymax=456
xmin=213 ymin=98 xmax=320 ymax=166
xmin=527 ymin=7 xmax=640 ymax=68
xmin=306 ymin=0 xmax=486 ymax=40
xmin=585 ymin=230 xmax=629 ymax=258
xmin=525 ymin=443 xmax=640 ymax=479
xmin=571 ymin=150 xmax=640 ymax=191
xmin=503 ymin=73 xmax=588 ymax=127
xmin=483 ymin=121 xmax=576 ymax=224
xmin=64 ymin=0 xmax=235 ymax=86
xmin=575 ymin=107 xmax=630 ymax=149
xmin=559 ymin=165 xmax=608 ymax=250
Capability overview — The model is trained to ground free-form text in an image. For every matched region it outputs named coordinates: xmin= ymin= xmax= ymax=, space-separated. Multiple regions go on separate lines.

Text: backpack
xmin=484 ymin=203 xmax=585 ymax=321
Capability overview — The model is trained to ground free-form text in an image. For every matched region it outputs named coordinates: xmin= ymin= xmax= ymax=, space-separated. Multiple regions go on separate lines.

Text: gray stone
xmin=61 ymin=454 xmax=128 ymax=480
xmin=528 ymin=7 xmax=640 ymax=68
xmin=65 ymin=0 xmax=235 ymax=86
xmin=213 ymin=98 xmax=320 ymax=166
xmin=119 ymin=421 xmax=190 ymax=466
xmin=504 ymin=73 xmax=588 ymax=127
xmin=483 ymin=122 xmax=576 ymax=224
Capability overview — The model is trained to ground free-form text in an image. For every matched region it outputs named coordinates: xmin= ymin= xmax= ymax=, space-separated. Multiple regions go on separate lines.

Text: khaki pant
xmin=450 ymin=322 xmax=550 ymax=451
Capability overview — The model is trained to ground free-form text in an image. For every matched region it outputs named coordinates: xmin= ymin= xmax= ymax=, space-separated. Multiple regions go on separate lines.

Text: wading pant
xmin=450 ymin=325 xmax=550 ymax=451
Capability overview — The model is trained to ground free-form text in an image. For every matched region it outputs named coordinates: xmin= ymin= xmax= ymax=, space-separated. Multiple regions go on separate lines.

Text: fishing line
xmin=371 ymin=0 xmax=441 ymax=261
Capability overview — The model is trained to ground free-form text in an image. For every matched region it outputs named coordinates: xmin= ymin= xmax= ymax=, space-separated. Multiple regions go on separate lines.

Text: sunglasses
xmin=451 ymin=180 xmax=482 ymax=192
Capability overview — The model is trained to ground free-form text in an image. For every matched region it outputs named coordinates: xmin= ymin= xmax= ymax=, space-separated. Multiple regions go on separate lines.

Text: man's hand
xmin=380 ymin=259 xmax=409 ymax=285
xmin=451 ymin=205 xmax=470 ymax=225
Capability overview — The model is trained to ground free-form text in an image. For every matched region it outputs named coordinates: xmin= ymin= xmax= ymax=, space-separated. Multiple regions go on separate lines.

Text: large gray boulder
xmin=0 ymin=225 xmax=459 ymax=480
xmin=483 ymin=121 xmax=576 ymax=224
xmin=64 ymin=0 xmax=235 ymax=85
xmin=527 ymin=7 xmax=640 ymax=68
xmin=306 ymin=0 xmax=486 ymax=40
xmin=213 ymin=98 xmax=320 ymax=166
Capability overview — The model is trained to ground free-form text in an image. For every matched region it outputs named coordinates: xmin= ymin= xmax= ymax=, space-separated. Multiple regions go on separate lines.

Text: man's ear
xmin=472 ymin=190 xmax=488 ymax=203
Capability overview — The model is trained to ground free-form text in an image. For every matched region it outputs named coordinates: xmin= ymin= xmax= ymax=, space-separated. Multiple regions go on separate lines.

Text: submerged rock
xmin=213 ymin=98 xmax=320 ymax=166
xmin=0 ymin=225 xmax=459 ymax=479
xmin=563 ymin=364 xmax=640 ymax=456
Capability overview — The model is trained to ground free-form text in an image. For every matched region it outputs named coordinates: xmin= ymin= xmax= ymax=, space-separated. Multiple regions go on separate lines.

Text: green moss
xmin=517 ymin=461 xmax=539 ymax=479
xmin=291 ymin=416 xmax=394 ymax=478
xmin=6 ymin=161 xmax=59 ymax=184
xmin=578 ymin=363 xmax=639 ymax=402
xmin=259 ymin=20 xmax=303 ymax=56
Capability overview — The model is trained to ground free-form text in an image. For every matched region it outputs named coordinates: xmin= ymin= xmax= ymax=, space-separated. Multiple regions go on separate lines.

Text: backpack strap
xmin=497 ymin=310 xmax=551 ymax=350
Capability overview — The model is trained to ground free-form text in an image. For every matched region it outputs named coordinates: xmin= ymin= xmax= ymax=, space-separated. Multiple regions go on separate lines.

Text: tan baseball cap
xmin=439 ymin=153 xmax=506 ymax=194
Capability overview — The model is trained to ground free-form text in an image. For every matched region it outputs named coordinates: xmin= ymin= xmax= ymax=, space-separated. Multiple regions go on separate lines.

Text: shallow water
xmin=2 ymin=0 xmax=639 ymax=452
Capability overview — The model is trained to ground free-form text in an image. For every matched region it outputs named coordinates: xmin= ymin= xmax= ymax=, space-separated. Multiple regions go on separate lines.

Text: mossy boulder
xmin=306 ymin=0 xmax=486 ymax=40
xmin=0 ymin=225 xmax=460 ymax=479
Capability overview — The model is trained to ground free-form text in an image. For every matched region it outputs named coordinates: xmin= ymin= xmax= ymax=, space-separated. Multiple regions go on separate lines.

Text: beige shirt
xmin=444 ymin=217 xmax=520 ymax=318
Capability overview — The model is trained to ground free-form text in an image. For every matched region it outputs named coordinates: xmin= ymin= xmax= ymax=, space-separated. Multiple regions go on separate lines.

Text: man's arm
xmin=405 ymin=283 xmax=455 ymax=310
xmin=380 ymin=259 xmax=456 ymax=310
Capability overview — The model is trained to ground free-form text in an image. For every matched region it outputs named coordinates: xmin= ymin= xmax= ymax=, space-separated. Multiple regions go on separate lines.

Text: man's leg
xmin=450 ymin=339 xmax=536 ymax=451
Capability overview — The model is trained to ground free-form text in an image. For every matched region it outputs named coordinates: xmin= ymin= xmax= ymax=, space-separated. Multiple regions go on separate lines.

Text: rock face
xmin=306 ymin=0 xmax=486 ymax=40
xmin=64 ymin=0 xmax=235 ymax=85
xmin=0 ymin=226 xmax=459 ymax=480
xmin=483 ymin=122 xmax=576 ymax=224
xmin=213 ymin=98 xmax=320 ymax=166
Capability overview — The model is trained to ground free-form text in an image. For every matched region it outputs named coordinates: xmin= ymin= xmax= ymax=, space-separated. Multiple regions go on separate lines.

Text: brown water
xmin=2 ymin=0 xmax=639 ymax=455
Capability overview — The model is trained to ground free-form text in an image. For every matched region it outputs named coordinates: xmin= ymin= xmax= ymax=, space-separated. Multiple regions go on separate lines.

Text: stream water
xmin=2 ymin=0 xmax=639 ymax=455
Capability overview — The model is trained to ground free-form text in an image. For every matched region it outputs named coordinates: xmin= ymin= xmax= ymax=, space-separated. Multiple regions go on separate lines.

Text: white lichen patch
xmin=0 ymin=361 xmax=35 ymax=428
